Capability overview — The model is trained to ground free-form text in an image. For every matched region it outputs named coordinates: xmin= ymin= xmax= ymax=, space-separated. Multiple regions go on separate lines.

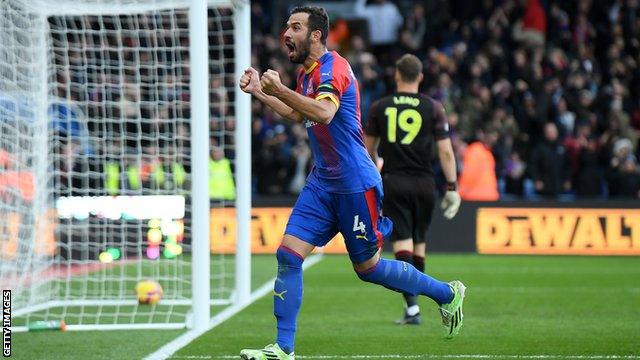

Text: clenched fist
xmin=260 ymin=69 xmax=284 ymax=96
xmin=239 ymin=67 xmax=260 ymax=94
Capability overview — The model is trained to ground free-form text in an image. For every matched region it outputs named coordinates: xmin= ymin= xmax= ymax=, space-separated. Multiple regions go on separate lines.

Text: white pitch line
xmin=169 ymin=355 xmax=640 ymax=360
xmin=144 ymin=254 xmax=324 ymax=360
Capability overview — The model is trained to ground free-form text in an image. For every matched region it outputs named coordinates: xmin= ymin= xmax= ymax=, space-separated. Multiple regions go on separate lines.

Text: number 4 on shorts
xmin=353 ymin=215 xmax=366 ymax=233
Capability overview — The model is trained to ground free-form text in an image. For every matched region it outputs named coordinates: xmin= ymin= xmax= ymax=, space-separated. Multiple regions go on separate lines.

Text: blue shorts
xmin=284 ymin=181 xmax=393 ymax=264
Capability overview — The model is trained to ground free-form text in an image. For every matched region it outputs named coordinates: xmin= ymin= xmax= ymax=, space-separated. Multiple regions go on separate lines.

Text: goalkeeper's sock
xmin=395 ymin=250 xmax=418 ymax=308
xmin=273 ymin=246 xmax=304 ymax=355
xmin=356 ymin=257 xmax=453 ymax=305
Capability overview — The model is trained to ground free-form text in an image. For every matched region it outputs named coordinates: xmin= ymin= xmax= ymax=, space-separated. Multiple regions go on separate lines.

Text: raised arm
xmin=238 ymin=67 xmax=304 ymax=123
xmin=254 ymin=88 xmax=305 ymax=123
xmin=260 ymin=69 xmax=337 ymax=125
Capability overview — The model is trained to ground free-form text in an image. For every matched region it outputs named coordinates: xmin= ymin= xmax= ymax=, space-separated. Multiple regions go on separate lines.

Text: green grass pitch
xmin=11 ymin=254 xmax=640 ymax=359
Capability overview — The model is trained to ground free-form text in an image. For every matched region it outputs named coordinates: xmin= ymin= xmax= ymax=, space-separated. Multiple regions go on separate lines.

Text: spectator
xmin=354 ymin=52 xmax=385 ymax=124
xmin=512 ymin=0 xmax=547 ymax=50
xmin=529 ymin=122 xmax=570 ymax=197
xmin=458 ymin=126 xmax=500 ymax=201
xmin=503 ymin=151 xmax=527 ymax=196
xmin=608 ymin=155 xmax=640 ymax=198
xmin=573 ymin=133 xmax=603 ymax=197
xmin=608 ymin=138 xmax=635 ymax=172
xmin=123 ymin=151 xmax=143 ymax=194
xmin=399 ymin=3 xmax=427 ymax=54
xmin=354 ymin=0 xmax=403 ymax=66
xmin=287 ymin=125 xmax=311 ymax=195
xmin=256 ymin=124 xmax=294 ymax=194
xmin=44 ymin=1 xmax=640 ymax=200
xmin=209 ymin=145 xmax=236 ymax=201
xmin=547 ymin=3 xmax=572 ymax=48
xmin=555 ymin=97 xmax=576 ymax=138
xmin=573 ymin=13 xmax=596 ymax=52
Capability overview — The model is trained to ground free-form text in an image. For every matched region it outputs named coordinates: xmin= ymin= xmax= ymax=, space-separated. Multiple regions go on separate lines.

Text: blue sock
xmin=273 ymin=246 xmax=303 ymax=354
xmin=356 ymin=258 xmax=453 ymax=305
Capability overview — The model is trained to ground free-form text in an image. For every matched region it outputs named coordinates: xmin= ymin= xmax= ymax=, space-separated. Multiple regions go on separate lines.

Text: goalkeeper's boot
xmin=439 ymin=280 xmax=466 ymax=339
xmin=395 ymin=309 xmax=421 ymax=325
xmin=240 ymin=343 xmax=294 ymax=360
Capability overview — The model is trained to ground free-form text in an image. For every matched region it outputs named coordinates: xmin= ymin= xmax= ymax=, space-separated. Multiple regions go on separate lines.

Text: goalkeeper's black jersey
xmin=365 ymin=92 xmax=450 ymax=177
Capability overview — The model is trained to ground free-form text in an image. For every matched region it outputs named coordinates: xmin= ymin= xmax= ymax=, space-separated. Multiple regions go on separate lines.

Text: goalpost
xmin=0 ymin=0 xmax=251 ymax=331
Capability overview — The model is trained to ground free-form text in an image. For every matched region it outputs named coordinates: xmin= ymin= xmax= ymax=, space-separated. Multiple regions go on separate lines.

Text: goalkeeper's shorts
xmin=285 ymin=181 xmax=393 ymax=264
xmin=382 ymin=173 xmax=436 ymax=244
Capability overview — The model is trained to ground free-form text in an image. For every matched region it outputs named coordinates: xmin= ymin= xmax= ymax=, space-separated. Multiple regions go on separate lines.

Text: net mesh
xmin=0 ymin=0 xmax=53 ymax=315
xmin=0 ymin=0 xmax=238 ymax=328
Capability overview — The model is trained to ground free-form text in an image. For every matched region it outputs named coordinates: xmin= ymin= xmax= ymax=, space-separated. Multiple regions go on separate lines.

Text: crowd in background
xmin=249 ymin=0 xmax=640 ymax=199
xmin=41 ymin=9 xmax=237 ymax=199
xmin=9 ymin=0 xmax=638 ymax=201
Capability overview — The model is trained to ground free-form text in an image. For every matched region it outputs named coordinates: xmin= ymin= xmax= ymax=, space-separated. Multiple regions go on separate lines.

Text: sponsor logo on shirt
xmin=304 ymin=119 xmax=318 ymax=128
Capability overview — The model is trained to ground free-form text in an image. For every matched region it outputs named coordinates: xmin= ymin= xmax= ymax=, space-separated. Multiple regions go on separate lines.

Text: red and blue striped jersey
xmin=295 ymin=51 xmax=381 ymax=193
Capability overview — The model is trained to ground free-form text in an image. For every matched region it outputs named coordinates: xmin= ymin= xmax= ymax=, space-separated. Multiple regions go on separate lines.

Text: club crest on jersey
xmin=306 ymin=79 xmax=315 ymax=96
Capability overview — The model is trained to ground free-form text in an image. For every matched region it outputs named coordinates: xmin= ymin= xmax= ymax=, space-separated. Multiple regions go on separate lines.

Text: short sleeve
xmin=315 ymin=57 xmax=351 ymax=109
xmin=431 ymin=99 xmax=450 ymax=140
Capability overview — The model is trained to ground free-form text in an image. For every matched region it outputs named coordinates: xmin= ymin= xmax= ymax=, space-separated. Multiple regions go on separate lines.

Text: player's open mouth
xmin=285 ymin=41 xmax=295 ymax=55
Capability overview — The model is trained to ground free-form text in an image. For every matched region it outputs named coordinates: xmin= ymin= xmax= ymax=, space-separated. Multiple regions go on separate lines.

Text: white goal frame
xmin=6 ymin=0 xmax=251 ymax=332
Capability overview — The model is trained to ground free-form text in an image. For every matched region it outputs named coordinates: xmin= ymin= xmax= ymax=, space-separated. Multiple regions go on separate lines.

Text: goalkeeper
xmin=364 ymin=54 xmax=461 ymax=325
xmin=239 ymin=6 xmax=465 ymax=360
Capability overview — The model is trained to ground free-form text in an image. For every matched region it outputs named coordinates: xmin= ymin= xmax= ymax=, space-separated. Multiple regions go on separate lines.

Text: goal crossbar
xmin=26 ymin=0 xmax=241 ymax=16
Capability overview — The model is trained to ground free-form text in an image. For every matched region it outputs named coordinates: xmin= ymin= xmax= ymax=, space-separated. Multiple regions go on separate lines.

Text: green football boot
xmin=240 ymin=343 xmax=294 ymax=360
xmin=439 ymin=280 xmax=466 ymax=339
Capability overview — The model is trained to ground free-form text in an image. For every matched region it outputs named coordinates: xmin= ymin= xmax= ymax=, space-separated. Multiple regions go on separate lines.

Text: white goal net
xmin=0 ymin=0 xmax=250 ymax=331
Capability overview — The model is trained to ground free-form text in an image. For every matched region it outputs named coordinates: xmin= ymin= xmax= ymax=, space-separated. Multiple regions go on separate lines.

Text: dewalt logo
xmin=476 ymin=208 xmax=640 ymax=255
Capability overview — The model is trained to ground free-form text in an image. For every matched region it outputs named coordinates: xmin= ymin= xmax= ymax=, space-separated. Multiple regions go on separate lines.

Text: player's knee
xmin=276 ymin=246 xmax=304 ymax=269
xmin=354 ymin=262 xmax=379 ymax=283
xmin=356 ymin=271 xmax=372 ymax=283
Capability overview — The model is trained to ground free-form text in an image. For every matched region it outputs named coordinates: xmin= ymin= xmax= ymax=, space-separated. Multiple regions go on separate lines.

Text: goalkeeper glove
xmin=441 ymin=187 xmax=461 ymax=220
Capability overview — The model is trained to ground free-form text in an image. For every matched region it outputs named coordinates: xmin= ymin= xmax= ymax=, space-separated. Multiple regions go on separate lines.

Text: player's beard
xmin=289 ymin=34 xmax=311 ymax=64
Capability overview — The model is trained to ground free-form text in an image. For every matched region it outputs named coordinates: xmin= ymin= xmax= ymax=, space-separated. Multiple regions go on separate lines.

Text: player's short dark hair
xmin=396 ymin=54 xmax=423 ymax=82
xmin=290 ymin=6 xmax=329 ymax=45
